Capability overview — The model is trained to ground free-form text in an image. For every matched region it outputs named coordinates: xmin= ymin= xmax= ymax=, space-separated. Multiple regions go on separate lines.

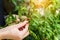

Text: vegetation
xmin=1 ymin=0 xmax=60 ymax=40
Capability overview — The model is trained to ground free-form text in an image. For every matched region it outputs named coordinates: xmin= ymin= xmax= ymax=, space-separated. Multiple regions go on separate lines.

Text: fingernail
xmin=18 ymin=24 xmax=26 ymax=31
xmin=18 ymin=27 xmax=23 ymax=31
xmin=22 ymin=24 xmax=26 ymax=28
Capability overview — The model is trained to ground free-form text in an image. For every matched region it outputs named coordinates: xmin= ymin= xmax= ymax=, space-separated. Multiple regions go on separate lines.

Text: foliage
xmin=2 ymin=0 xmax=60 ymax=40
xmin=5 ymin=12 xmax=16 ymax=26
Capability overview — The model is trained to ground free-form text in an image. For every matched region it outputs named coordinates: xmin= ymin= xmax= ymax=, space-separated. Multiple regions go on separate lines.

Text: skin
xmin=0 ymin=21 xmax=29 ymax=40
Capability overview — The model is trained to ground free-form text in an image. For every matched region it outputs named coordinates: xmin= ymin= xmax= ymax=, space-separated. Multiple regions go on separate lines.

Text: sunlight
xmin=30 ymin=0 xmax=51 ymax=8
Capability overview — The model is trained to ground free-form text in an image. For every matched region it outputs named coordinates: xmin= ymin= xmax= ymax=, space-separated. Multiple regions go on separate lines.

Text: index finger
xmin=16 ymin=21 xmax=28 ymax=28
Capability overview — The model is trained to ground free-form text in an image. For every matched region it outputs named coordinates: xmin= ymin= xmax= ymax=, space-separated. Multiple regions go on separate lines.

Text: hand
xmin=0 ymin=21 xmax=29 ymax=40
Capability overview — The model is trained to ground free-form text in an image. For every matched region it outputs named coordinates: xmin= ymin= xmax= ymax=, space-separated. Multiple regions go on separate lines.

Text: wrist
xmin=0 ymin=31 xmax=8 ymax=39
xmin=0 ymin=31 xmax=22 ymax=40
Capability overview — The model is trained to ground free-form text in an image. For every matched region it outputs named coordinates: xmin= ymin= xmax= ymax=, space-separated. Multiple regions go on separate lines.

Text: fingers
xmin=0 ymin=21 xmax=29 ymax=40
xmin=16 ymin=21 xmax=28 ymax=28
xmin=22 ymin=24 xmax=29 ymax=33
xmin=22 ymin=31 xmax=29 ymax=39
xmin=19 ymin=24 xmax=29 ymax=34
xmin=21 ymin=24 xmax=29 ymax=39
xmin=18 ymin=24 xmax=29 ymax=38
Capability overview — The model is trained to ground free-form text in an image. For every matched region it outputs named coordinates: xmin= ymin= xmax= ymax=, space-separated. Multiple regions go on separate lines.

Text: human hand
xmin=0 ymin=21 xmax=29 ymax=40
